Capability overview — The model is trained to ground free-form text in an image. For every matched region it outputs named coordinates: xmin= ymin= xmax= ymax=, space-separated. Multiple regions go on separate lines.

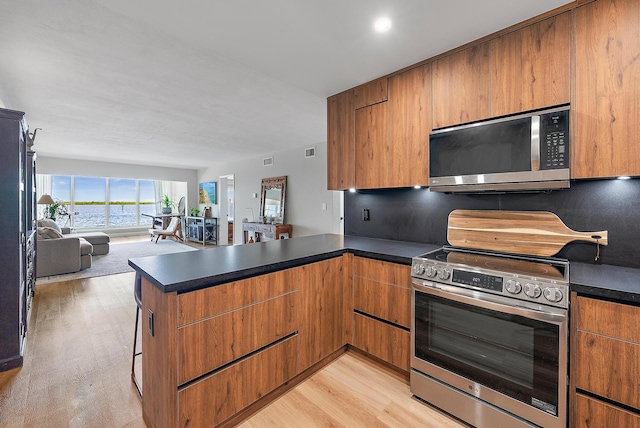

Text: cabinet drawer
xmin=352 ymin=257 xmax=411 ymax=288
xmin=177 ymin=268 xmax=298 ymax=326
xmin=575 ymin=393 xmax=640 ymax=428
xmin=178 ymin=291 xmax=298 ymax=384
xmin=576 ymin=331 xmax=640 ymax=409
xmin=577 ymin=296 xmax=640 ymax=343
xmin=353 ymin=276 xmax=411 ymax=328
xmin=352 ymin=313 xmax=410 ymax=372
xmin=178 ymin=335 xmax=298 ymax=428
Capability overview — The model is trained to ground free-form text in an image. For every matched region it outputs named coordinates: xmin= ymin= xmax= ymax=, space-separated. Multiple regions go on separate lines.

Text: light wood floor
xmin=0 ymin=250 xmax=466 ymax=428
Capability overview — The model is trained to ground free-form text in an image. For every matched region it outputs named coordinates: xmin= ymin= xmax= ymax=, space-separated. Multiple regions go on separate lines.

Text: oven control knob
xmin=425 ymin=266 xmax=437 ymax=278
xmin=543 ymin=287 xmax=563 ymax=303
xmin=524 ymin=283 xmax=542 ymax=298
xmin=505 ymin=280 xmax=522 ymax=294
xmin=413 ymin=263 xmax=425 ymax=275
xmin=438 ymin=268 xmax=451 ymax=280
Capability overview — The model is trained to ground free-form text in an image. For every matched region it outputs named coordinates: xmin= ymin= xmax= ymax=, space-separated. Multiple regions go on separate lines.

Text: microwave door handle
xmin=531 ymin=115 xmax=541 ymax=171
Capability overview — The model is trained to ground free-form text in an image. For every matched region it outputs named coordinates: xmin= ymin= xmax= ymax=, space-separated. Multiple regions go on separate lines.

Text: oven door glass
xmin=414 ymin=290 xmax=560 ymax=416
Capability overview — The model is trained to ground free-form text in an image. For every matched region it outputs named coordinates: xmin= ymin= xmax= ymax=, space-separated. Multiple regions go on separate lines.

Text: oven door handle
xmin=412 ymin=279 xmax=567 ymax=324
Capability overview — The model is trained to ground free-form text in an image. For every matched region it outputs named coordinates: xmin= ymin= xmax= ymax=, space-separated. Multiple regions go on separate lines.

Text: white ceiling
xmin=0 ymin=0 xmax=572 ymax=169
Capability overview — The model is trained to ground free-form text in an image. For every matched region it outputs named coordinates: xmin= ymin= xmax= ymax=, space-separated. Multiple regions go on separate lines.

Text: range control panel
xmin=411 ymin=256 xmax=569 ymax=309
xmin=452 ymin=270 xmax=503 ymax=292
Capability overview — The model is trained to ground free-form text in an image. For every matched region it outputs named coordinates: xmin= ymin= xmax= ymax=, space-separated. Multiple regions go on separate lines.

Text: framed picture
xmin=198 ymin=181 xmax=217 ymax=204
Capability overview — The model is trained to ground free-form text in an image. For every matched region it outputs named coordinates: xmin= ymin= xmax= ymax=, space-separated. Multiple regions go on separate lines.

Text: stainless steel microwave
xmin=429 ymin=105 xmax=570 ymax=192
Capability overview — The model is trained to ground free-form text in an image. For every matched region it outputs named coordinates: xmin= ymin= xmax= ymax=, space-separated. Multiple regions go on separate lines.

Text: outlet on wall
xmin=363 ymin=208 xmax=370 ymax=221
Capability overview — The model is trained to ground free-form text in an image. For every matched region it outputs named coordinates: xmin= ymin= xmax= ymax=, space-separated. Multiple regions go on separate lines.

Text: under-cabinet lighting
xmin=617 ymin=176 xmax=631 ymax=180
xmin=414 ymin=185 xmax=421 ymax=189
xmin=349 ymin=188 xmax=356 ymax=193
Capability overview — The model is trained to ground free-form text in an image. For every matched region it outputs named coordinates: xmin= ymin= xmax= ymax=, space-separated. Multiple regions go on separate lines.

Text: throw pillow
xmin=37 ymin=227 xmax=51 ymax=240
xmin=37 ymin=218 xmax=62 ymax=234
xmin=38 ymin=227 xmax=63 ymax=239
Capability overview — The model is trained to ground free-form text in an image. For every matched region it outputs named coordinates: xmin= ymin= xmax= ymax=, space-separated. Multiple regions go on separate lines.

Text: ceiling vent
xmin=305 ymin=147 xmax=316 ymax=158
xmin=263 ymin=156 xmax=274 ymax=167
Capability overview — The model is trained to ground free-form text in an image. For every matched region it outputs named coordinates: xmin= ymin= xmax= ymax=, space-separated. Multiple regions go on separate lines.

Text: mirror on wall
xmin=259 ymin=176 xmax=287 ymax=224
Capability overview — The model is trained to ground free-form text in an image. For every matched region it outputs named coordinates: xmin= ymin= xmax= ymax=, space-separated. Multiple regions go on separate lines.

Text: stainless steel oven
xmin=410 ymin=247 xmax=568 ymax=428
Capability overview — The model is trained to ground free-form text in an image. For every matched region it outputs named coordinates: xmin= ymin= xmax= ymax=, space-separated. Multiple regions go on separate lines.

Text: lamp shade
xmin=37 ymin=194 xmax=55 ymax=205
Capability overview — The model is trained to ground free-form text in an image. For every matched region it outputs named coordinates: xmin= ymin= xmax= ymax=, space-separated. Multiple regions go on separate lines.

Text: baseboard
xmin=0 ymin=355 xmax=23 ymax=373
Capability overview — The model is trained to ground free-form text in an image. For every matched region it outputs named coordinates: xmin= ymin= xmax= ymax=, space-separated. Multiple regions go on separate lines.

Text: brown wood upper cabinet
xmin=388 ymin=64 xmax=432 ymax=187
xmin=574 ymin=0 xmax=640 ymax=178
xmin=353 ymin=77 xmax=388 ymax=109
xmin=491 ymin=13 xmax=571 ymax=117
xmin=355 ymin=102 xmax=388 ymax=189
xmin=327 ymin=89 xmax=355 ymax=190
xmin=432 ymin=43 xmax=491 ymax=129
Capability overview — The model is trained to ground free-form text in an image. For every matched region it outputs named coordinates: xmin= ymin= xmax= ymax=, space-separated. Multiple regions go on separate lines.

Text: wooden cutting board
xmin=447 ymin=210 xmax=608 ymax=257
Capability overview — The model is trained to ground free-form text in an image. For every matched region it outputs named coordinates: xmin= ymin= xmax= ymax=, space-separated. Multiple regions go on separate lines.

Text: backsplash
xmin=344 ymin=179 xmax=640 ymax=269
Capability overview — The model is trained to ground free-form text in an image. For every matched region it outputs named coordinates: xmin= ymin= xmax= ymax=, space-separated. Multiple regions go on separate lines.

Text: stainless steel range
xmin=410 ymin=246 xmax=569 ymax=428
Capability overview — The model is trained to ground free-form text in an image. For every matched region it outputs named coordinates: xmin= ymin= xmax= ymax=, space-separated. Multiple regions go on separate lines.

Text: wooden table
xmin=242 ymin=222 xmax=292 ymax=243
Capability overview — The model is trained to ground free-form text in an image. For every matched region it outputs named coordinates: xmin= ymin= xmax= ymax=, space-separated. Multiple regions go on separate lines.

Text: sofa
xmin=36 ymin=219 xmax=110 ymax=278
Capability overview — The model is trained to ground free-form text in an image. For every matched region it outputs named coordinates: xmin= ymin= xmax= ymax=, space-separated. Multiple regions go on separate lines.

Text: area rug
xmin=36 ymin=239 xmax=197 ymax=284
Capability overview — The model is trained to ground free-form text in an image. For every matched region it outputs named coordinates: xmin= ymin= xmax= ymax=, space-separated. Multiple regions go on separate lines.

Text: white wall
xmin=198 ymin=142 xmax=342 ymax=244
xmin=37 ymin=156 xmax=199 ymax=207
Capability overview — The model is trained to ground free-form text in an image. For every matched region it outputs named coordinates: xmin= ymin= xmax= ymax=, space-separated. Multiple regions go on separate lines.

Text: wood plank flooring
xmin=0 ymin=243 xmax=466 ymax=428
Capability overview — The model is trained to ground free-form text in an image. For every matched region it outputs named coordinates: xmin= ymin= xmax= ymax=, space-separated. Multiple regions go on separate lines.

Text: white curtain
xmin=35 ymin=174 xmax=52 ymax=200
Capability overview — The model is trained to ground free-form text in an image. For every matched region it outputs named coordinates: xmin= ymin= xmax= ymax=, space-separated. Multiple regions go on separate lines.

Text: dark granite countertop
xmin=130 ymin=232 xmax=640 ymax=303
xmin=129 ymin=233 xmax=439 ymax=294
xmin=570 ymin=262 xmax=640 ymax=304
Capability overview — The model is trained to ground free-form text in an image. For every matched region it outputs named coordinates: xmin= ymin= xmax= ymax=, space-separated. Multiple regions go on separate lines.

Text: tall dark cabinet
xmin=0 ymin=108 xmax=36 ymax=372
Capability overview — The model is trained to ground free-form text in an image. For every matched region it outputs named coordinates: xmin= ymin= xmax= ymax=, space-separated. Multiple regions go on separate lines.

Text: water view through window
xmin=46 ymin=175 xmax=165 ymax=229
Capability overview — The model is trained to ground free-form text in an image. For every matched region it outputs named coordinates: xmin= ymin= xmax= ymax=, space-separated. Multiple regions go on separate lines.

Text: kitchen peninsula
xmin=129 ymin=233 xmax=640 ymax=428
xmin=128 ymin=234 xmax=437 ymax=428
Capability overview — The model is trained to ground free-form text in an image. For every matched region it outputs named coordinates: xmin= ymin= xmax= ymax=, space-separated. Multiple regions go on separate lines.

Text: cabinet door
xmin=575 ymin=296 xmax=640 ymax=409
xmin=327 ymin=90 xmax=355 ymax=190
xmin=576 ymin=394 xmax=640 ymax=428
xmin=177 ymin=292 xmax=298 ymax=384
xmin=353 ymin=313 xmax=410 ymax=372
xmin=491 ymin=13 xmax=571 ymax=116
xmin=355 ymin=102 xmax=388 ymax=189
xmin=352 ymin=257 xmax=411 ymax=328
xmin=432 ymin=43 xmax=491 ymax=128
xmin=574 ymin=0 xmax=640 ymax=178
xmin=388 ymin=64 xmax=432 ymax=188
xmin=179 ymin=335 xmax=298 ymax=428
xmin=353 ymin=77 xmax=388 ymax=110
xmin=298 ymin=257 xmax=344 ymax=372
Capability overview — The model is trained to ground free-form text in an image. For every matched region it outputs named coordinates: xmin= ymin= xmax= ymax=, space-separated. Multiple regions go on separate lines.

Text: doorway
xmin=218 ymin=174 xmax=235 ymax=245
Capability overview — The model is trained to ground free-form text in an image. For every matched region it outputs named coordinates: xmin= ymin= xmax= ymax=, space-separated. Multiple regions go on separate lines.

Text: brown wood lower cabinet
xmin=298 ymin=257 xmax=343 ymax=372
xmin=572 ymin=294 xmax=640 ymax=424
xmin=351 ymin=257 xmax=411 ymax=372
xmin=575 ymin=394 xmax=640 ymax=428
xmin=141 ymin=254 xmax=413 ymax=427
xmin=177 ymin=291 xmax=298 ymax=385
xmin=352 ymin=313 xmax=410 ymax=372
xmin=178 ymin=335 xmax=299 ymax=428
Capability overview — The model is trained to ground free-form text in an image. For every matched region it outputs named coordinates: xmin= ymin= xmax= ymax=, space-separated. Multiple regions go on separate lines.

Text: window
xmin=74 ymin=176 xmax=107 ymax=228
xmin=40 ymin=174 xmax=184 ymax=230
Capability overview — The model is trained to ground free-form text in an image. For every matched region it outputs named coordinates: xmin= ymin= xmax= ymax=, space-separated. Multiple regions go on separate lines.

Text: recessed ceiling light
xmin=374 ymin=17 xmax=391 ymax=33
